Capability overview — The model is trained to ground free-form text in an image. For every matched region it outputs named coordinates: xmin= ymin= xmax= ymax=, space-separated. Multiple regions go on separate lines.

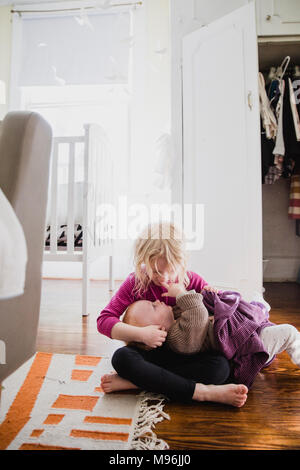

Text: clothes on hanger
xmin=281 ymin=75 xmax=300 ymax=178
xmin=259 ymin=72 xmax=277 ymax=140
xmin=288 ymin=77 xmax=300 ymax=141
xmin=260 ymin=61 xmax=300 ymax=184
xmin=272 ymin=79 xmax=285 ymax=157
xmin=264 ymin=154 xmax=283 ymax=185
xmin=261 ymin=121 xmax=275 ymax=184
xmin=263 ymin=77 xmax=285 ymax=184
xmin=289 ymin=157 xmax=300 ymax=236
xmin=288 ymin=174 xmax=300 ymax=220
xmin=268 ymin=77 xmax=280 ymax=101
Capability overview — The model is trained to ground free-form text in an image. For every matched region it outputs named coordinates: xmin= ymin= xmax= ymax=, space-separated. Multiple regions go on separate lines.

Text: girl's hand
xmin=161 ymin=281 xmax=186 ymax=298
xmin=201 ymin=285 xmax=219 ymax=294
xmin=141 ymin=325 xmax=167 ymax=348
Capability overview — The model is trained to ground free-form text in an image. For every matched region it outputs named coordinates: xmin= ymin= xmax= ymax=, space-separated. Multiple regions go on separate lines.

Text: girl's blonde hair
xmin=133 ymin=221 xmax=189 ymax=296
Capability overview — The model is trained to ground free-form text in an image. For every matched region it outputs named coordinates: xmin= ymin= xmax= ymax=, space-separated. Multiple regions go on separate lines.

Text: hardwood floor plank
xmin=37 ymin=279 xmax=124 ymax=357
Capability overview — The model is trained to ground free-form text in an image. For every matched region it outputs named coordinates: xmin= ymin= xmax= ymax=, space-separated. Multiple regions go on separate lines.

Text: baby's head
xmin=123 ymin=299 xmax=175 ymax=333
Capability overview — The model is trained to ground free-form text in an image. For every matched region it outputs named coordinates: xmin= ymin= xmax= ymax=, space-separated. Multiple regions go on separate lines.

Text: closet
xmin=180 ymin=1 xmax=300 ymax=302
xmin=258 ymin=38 xmax=300 ymax=282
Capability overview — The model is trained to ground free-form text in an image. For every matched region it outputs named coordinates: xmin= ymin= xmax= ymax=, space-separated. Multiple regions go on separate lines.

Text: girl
xmin=97 ymin=222 xmax=248 ymax=407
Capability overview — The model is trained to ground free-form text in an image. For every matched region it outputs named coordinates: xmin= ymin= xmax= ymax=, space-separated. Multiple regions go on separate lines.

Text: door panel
xmin=182 ymin=3 xmax=262 ymax=300
xmin=257 ymin=0 xmax=300 ymax=36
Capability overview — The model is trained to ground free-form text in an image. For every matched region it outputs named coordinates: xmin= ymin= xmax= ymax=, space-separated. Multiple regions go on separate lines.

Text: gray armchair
xmin=0 ymin=111 xmax=52 ymax=383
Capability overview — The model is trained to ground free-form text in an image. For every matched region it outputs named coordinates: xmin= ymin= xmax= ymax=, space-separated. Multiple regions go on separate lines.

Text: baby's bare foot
xmin=101 ymin=373 xmax=138 ymax=393
xmin=193 ymin=383 xmax=248 ymax=408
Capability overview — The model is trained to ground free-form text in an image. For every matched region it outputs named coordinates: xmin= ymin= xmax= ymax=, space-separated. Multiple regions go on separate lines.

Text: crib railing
xmin=48 ymin=136 xmax=85 ymax=258
xmin=83 ymin=123 xmax=114 ymax=253
xmin=44 ymin=124 xmax=114 ymax=261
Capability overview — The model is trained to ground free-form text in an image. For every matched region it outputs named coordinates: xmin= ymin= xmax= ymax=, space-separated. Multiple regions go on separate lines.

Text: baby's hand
xmin=161 ymin=282 xmax=186 ymax=298
xmin=201 ymin=285 xmax=219 ymax=294
xmin=141 ymin=325 xmax=167 ymax=348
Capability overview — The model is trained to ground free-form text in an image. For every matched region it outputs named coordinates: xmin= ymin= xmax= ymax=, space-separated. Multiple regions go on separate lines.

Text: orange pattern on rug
xmin=30 ymin=429 xmax=44 ymax=438
xmin=71 ymin=370 xmax=93 ymax=381
xmin=84 ymin=416 xmax=132 ymax=425
xmin=70 ymin=429 xmax=129 ymax=441
xmin=51 ymin=394 xmax=99 ymax=411
xmin=19 ymin=443 xmax=80 ymax=450
xmin=43 ymin=414 xmax=65 ymax=425
xmin=0 ymin=352 xmax=53 ymax=450
xmin=75 ymin=356 xmax=102 ymax=366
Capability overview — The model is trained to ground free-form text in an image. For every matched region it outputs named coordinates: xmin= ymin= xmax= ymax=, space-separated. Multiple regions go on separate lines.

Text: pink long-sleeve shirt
xmin=96 ymin=271 xmax=208 ymax=338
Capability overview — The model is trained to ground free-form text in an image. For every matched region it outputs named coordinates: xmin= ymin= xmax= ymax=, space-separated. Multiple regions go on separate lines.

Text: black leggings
xmin=111 ymin=344 xmax=231 ymax=403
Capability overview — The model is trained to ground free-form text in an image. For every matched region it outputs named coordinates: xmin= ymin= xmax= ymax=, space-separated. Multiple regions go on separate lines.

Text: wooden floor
xmin=37 ymin=279 xmax=300 ymax=450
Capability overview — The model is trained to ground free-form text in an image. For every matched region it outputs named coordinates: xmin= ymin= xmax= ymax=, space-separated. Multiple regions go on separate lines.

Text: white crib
xmin=44 ymin=123 xmax=115 ymax=316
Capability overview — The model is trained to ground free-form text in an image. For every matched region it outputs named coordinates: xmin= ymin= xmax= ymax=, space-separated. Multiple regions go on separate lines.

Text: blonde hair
xmin=133 ymin=221 xmax=189 ymax=296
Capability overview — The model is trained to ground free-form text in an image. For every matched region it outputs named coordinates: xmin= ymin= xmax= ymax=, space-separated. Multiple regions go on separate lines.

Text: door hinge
xmin=247 ymin=91 xmax=253 ymax=110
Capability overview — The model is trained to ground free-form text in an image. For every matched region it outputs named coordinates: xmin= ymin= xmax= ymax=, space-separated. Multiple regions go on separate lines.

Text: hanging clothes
xmin=288 ymin=174 xmax=300 ymax=220
xmin=272 ymin=79 xmax=285 ymax=157
xmin=261 ymin=121 xmax=275 ymax=184
xmin=281 ymin=76 xmax=300 ymax=178
xmin=268 ymin=77 xmax=280 ymax=101
xmin=263 ymin=78 xmax=282 ymax=184
xmin=289 ymin=154 xmax=300 ymax=236
xmin=258 ymin=72 xmax=277 ymax=140
xmin=288 ymin=78 xmax=300 ymax=141
xmin=259 ymin=72 xmax=278 ymax=184
xmin=260 ymin=61 xmax=300 ymax=237
xmin=264 ymin=155 xmax=283 ymax=185
xmin=261 ymin=64 xmax=300 ymax=183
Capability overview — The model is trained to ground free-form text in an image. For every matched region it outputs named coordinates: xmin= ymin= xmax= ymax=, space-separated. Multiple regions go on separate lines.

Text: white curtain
xmin=19 ymin=11 xmax=130 ymax=86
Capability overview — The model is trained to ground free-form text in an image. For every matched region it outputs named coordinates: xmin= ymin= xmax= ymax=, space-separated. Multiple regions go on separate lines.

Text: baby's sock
xmin=259 ymin=324 xmax=300 ymax=366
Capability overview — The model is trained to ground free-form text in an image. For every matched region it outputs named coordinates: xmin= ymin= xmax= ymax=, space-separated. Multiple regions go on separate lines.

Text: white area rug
xmin=0 ymin=352 xmax=170 ymax=450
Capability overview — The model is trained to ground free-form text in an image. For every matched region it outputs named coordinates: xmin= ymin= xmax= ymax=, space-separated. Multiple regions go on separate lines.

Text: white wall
xmin=131 ymin=0 xmax=171 ymax=195
xmin=0 ymin=6 xmax=11 ymax=119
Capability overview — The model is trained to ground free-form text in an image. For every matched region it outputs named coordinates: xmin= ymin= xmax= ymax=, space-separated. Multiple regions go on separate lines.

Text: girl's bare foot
xmin=101 ymin=373 xmax=139 ymax=393
xmin=193 ymin=383 xmax=248 ymax=408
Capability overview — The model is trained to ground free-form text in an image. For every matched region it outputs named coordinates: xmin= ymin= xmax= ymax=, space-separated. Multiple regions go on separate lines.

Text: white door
xmin=182 ymin=2 xmax=262 ymax=301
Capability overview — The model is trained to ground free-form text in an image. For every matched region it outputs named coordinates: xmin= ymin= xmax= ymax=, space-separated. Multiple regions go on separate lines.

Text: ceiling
xmin=0 ymin=0 xmax=117 ymax=5
xmin=0 ymin=0 xmax=67 ymax=4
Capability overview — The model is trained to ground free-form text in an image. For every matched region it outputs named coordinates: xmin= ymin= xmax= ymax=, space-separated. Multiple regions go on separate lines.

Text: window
xmin=11 ymin=6 xmax=132 ymax=195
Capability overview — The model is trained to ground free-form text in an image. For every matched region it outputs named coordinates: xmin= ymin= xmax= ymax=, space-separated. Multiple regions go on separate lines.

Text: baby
xmin=121 ymin=284 xmax=217 ymax=353
xmin=121 ymin=282 xmax=300 ymax=388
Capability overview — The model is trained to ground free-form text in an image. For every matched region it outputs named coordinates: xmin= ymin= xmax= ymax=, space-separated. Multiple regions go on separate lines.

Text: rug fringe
xmin=130 ymin=392 xmax=170 ymax=450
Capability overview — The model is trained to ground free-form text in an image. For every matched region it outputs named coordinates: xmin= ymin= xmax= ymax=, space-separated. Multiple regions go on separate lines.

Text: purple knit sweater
xmin=97 ymin=271 xmax=208 ymax=338
xmin=202 ymin=290 xmax=275 ymax=388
